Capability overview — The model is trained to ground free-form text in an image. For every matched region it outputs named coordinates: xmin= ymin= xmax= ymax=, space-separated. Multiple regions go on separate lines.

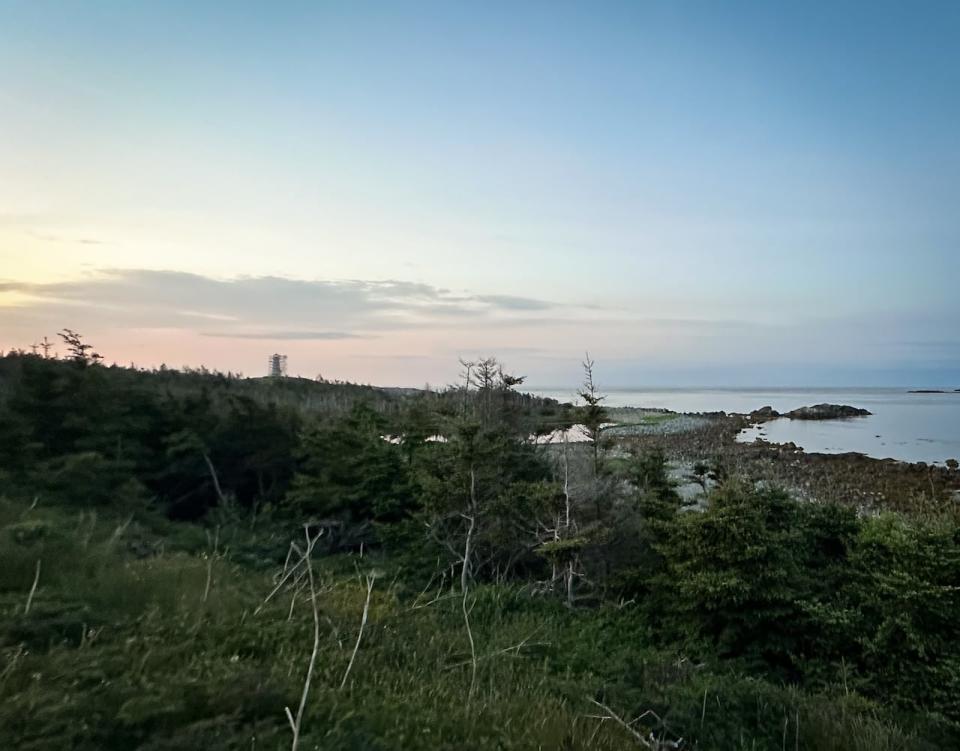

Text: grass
xmin=606 ymin=408 xmax=682 ymax=426
xmin=603 ymin=410 xmax=688 ymax=440
xmin=0 ymin=493 xmax=945 ymax=750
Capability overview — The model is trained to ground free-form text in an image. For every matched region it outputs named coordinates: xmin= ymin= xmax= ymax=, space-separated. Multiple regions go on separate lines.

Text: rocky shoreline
xmin=609 ymin=407 xmax=960 ymax=512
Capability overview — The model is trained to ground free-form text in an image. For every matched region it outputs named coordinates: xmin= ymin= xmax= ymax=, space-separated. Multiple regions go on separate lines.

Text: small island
xmin=750 ymin=403 xmax=871 ymax=421
xmin=786 ymin=403 xmax=872 ymax=419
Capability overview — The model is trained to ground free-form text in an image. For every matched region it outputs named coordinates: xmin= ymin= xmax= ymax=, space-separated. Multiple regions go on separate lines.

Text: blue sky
xmin=1 ymin=1 xmax=958 ymax=386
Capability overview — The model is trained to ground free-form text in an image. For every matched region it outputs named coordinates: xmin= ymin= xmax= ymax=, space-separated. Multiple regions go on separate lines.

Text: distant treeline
xmin=0 ymin=351 xmax=568 ymax=521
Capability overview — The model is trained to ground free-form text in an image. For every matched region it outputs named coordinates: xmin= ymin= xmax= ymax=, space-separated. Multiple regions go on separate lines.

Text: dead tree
xmin=535 ymin=433 xmax=585 ymax=607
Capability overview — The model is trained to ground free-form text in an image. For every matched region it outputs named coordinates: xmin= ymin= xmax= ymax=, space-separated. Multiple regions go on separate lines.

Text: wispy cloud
xmin=0 ymin=218 xmax=107 ymax=247
xmin=203 ymin=330 xmax=369 ymax=341
xmin=475 ymin=294 xmax=556 ymax=311
xmin=0 ymin=269 xmax=573 ymax=341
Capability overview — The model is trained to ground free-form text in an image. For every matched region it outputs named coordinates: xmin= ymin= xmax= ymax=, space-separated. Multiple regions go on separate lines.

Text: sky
xmin=1 ymin=1 xmax=958 ymax=387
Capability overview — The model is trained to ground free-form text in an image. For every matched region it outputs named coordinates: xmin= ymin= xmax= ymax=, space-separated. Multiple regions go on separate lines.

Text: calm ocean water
xmin=532 ymin=387 xmax=960 ymax=465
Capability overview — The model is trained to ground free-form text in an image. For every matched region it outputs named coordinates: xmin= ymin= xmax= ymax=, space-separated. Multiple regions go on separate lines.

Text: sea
xmin=530 ymin=387 xmax=960 ymax=465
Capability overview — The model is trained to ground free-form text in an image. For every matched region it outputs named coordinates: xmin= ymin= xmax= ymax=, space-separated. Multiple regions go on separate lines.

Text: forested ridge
xmin=1 ymin=348 xmax=958 ymax=750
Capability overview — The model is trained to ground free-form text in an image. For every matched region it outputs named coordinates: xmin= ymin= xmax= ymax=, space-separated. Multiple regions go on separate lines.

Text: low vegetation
xmin=1 ymin=347 xmax=958 ymax=749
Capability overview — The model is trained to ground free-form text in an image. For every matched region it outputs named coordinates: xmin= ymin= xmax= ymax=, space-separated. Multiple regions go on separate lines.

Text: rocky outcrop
xmin=749 ymin=406 xmax=780 ymax=421
xmin=784 ymin=403 xmax=871 ymax=420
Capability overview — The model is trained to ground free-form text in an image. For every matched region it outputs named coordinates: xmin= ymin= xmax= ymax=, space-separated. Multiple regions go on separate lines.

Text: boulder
xmin=784 ymin=404 xmax=871 ymax=420
xmin=750 ymin=405 xmax=780 ymax=421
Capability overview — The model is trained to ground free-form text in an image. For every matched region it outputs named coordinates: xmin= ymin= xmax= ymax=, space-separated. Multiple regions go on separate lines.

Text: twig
xmin=340 ymin=574 xmax=376 ymax=690
xmin=280 ymin=542 xmax=296 ymax=577
xmin=257 ymin=557 xmax=307 ymax=614
xmin=104 ymin=514 xmax=134 ymax=553
xmin=410 ymin=569 xmax=440 ymax=609
xmin=287 ymin=570 xmax=308 ymax=622
xmin=202 ymin=524 xmax=220 ymax=604
xmin=562 ymin=433 xmax=577 ymax=607
xmin=202 ymin=451 xmax=228 ymax=506
xmin=588 ymin=698 xmax=654 ymax=748
xmin=461 ymin=509 xmax=475 ymax=593
xmin=287 ymin=525 xmax=322 ymax=751
xmin=409 ymin=576 xmax=455 ymax=610
xmin=0 ymin=645 xmax=26 ymax=688
xmin=587 ymin=698 xmax=682 ymax=749
xmin=460 ymin=512 xmax=478 ymax=703
xmin=445 ymin=628 xmax=549 ymax=670
xmin=24 ymin=560 xmax=41 ymax=615
xmin=325 ymin=614 xmax=343 ymax=649
xmin=410 ymin=590 xmax=457 ymax=611
xmin=256 ymin=531 xmax=323 ymax=615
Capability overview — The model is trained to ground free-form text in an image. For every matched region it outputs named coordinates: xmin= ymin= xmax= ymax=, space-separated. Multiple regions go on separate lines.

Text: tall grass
xmin=0 ymin=494 xmax=944 ymax=750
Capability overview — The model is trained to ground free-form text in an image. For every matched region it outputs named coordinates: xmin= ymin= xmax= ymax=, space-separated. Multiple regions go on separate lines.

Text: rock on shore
xmin=749 ymin=404 xmax=871 ymax=421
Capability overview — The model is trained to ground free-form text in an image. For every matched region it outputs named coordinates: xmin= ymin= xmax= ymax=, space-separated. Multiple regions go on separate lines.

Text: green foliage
xmin=656 ymin=484 xmax=812 ymax=669
xmin=0 ymin=354 xmax=300 ymax=519
xmin=288 ymin=403 xmax=415 ymax=526
xmin=602 ymin=449 xmax=681 ymax=607
xmin=629 ymin=448 xmax=681 ymax=507
xmin=576 ymin=354 xmax=607 ymax=475
xmin=845 ymin=513 xmax=960 ymax=720
xmin=414 ymin=418 xmax=556 ymax=580
xmin=640 ymin=481 xmax=960 ymax=733
xmin=537 ymin=535 xmax=589 ymax=558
